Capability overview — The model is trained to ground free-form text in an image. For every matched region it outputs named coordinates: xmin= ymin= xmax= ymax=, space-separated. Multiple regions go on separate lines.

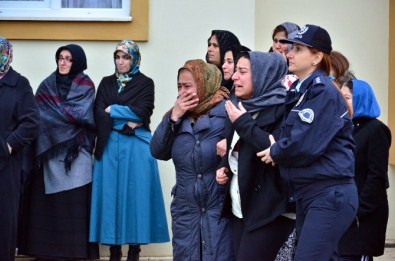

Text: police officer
xmin=257 ymin=24 xmax=358 ymax=260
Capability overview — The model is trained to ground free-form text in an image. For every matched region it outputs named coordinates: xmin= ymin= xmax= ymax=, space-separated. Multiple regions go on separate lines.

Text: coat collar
xmin=0 ymin=67 xmax=19 ymax=87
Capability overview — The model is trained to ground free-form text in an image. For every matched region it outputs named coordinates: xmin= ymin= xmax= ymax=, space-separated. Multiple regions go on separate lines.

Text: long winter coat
xmin=150 ymin=100 xmax=234 ymax=261
xmin=0 ymin=67 xmax=39 ymax=260
xmin=219 ymin=105 xmax=293 ymax=231
xmin=339 ymin=118 xmax=391 ymax=257
xmin=89 ymin=73 xmax=169 ymax=244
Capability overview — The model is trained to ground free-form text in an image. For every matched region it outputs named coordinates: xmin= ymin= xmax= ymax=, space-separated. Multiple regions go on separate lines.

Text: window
xmin=0 ymin=0 xmax=131 ymax=21
xmin=0 ymin=0 xmax=148 ymax=41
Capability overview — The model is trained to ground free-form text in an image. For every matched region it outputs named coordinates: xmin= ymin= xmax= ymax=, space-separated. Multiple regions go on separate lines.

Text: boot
xmin=109 ymin=245 xmax=122 ymax=261
xmin=127 ymin=245 xmax=141 ymax=261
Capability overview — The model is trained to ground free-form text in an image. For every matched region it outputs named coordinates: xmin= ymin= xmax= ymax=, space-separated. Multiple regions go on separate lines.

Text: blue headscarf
xmin=352 ymin=79 xmax=380 ymax=119
xmin=114 ymin=39 xmax=141 ymax=93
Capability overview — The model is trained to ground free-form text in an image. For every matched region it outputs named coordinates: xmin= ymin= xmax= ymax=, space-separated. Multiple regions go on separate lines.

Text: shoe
xmin=109 ymin=245 xmax=122 ymax=261
xmin=127 ymin=245 xmax=141 ymax=261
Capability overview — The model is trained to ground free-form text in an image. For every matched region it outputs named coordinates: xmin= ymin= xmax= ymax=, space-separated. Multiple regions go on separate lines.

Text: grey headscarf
xmin=280 ymin=22 xmax=300 ymax=36
xmin=241 ymin=52 xmax=287 ymax=113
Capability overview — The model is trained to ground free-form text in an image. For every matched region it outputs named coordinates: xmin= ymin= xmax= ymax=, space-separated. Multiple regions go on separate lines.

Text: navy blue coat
xmin=150 ymin=100 xmax=233 ymax=261
xmin=0 ymin=67 xmax=39 ymax=260
xmin=271 ymin=70 xmax=355 ymax=201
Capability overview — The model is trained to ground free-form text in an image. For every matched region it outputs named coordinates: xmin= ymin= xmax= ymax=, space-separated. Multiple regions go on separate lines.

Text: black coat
xmin=339 ymin=118 xmax=391 ymax=256
xmin=0 ymin=67 xmax=39 ymax=260
xmin=219 ymin=105 xmax=293 ymax=232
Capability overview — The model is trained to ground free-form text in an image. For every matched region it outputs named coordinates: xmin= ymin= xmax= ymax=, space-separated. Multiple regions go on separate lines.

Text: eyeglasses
xmin=273 ymin=38 xmax=286 ymax=44
xmin=57 ymin=56 xmax=73 ymax=63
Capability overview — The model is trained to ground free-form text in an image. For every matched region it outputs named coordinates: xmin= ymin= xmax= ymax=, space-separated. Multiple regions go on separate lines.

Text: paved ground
xmin=15 ymin=247 xmax=395 ymax=260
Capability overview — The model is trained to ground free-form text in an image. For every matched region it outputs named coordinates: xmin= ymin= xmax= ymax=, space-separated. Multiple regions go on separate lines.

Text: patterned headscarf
xmin=114 ymin=39 xmax=141 ymax=93
xmin=0 ymin=37 xmax=13 ymax=78
xmin=178 ymin=59 xmax=229 ymax=120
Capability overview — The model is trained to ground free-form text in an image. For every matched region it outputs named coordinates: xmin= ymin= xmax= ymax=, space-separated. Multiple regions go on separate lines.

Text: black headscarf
xmin=205 ymin=30 xmax=241 ymax=89
xmin=55 ymin=44 xmax=87 ymax=79
xmin=55 ymin=44 xmax=88 ymax=100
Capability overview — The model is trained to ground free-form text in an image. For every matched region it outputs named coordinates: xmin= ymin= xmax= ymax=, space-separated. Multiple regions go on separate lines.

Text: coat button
xmin=197 ymin=174 xmax=202 ymax=179
xmin=196 ymin=141 xmax=200 ymax=146
xmin=201 ymin=208 xmax=205 ymax=213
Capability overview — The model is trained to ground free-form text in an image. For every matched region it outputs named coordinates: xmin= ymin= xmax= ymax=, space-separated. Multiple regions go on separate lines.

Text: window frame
xmin=0 ymin=0 xmax=148 ymax=41
xmin=0 ymin=0 xmax=131 ymax=21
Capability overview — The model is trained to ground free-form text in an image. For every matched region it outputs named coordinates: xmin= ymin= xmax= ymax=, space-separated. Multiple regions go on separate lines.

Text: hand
xmin=7 ymin=143 xmax=12 ymax=154
xmin=225 ymin=101 xmax=247 ymax=123
xmin=171 ymin=92 xmax=199 ymax=121
xmin=216 ymin=167 xmax=229 ymax=185
xmin=216 ymin=139 xmax=227 ymax=157
xmin=273 ymin=49 xmax=287 ymax=61
xmin=105 ymin=106 xmax=111 ymax=113
xmin=256 ymin=135 xmax=276 ymax=166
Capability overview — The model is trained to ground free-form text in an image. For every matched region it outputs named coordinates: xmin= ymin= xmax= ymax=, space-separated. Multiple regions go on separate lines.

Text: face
xmin=272 ymin=31 xmax=288 ymax=55
xmin=115 ymin=50 xmax=132 ymax=74
xmin=231 ymin=57 xmax=253 ymax=100
xmin=57 ymin=50 xmax=73 ymax=75
xmin=177 ymin=70 xmax=197 ymax=97
xmin=286 ymin=44 xmax=320 ymax=80
xmin=341 ymin=85 xmax=353 ymax=116
xmin=207 ymin=35 xmax=221 ymax=66
xmin=222 ymin=50 xmax=235 ymax=81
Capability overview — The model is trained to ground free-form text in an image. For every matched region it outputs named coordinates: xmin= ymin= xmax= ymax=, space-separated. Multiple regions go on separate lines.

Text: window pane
xmin=61 ymin=0 xmax=122 ymax=8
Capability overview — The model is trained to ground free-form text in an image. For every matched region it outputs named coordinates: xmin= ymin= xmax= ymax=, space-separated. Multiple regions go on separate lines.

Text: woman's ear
xmin=312 ymin=52 xmax=323 ymax=66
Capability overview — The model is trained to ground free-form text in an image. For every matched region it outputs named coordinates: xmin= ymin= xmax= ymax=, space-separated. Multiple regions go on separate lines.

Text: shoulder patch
xmin=298 ymin=108 xmax=314 ymax=123
xmin=313 ymin=76 xmax=326 ymax=85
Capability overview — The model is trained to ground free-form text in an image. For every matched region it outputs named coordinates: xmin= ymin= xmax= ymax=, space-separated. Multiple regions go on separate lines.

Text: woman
xmin=216 ymin=51 xmax=294 ymax=260
xmin=339 ymin=80 xmax=391 ymax=261
xmin=0 ymin=37 xmax=39 ymax=261
xmin=19 ymin=44 xmax=99 ymax=260
xmin=270 ymin=22 xmax=300 ymax=57
xmin=216 ymin=44 xmax=251 ymax=157
xmin=206 ymin=30 xmax=241 ymax=90
xmin=330 ymin=50 xmax=356 ymax=88
xmin=90 ymin=39 xmax=169 ymax=261
xmin=150 ymin=59 xmax=233 ymax=261
xmin=270 ymin=22 xmax=300 ymax=90
xmin=257 ymin=24 xmax=358 ymax=260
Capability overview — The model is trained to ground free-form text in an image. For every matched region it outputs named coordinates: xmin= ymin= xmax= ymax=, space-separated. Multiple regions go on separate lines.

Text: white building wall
xmin=9 ymin=0 xmax=393 ymax=257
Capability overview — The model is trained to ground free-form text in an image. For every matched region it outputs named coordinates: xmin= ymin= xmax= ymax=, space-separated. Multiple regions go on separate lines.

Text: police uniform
xmin=270 ymin=69 xmax=358 ymax=260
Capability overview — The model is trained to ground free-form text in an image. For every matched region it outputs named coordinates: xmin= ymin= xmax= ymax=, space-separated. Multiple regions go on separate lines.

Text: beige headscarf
xmin=178 ymin=59 xmax=229 ymax=120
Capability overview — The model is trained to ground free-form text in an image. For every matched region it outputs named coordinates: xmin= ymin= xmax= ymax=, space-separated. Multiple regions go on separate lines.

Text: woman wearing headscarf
xmin=206 ymin=30 xmax=241 ymax=90
xmin=90 ymin=40 xmax=169 ymax=261
xmin=150 ymin=59 xmax=233 ymax=260
xmin=257 ymin=24 xmax=358 ymax=260
xmin=18 ymin=44 xmax=99 ymax=260
xmin=339 ymin=80 xmax=391 ymax=261
xmin=216 ymin=51 xmax=294 ymax=260
xmin=0 ymin=37 xmax=39 ymax=261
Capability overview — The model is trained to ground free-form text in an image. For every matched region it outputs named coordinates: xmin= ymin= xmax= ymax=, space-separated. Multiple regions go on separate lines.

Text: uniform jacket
xmin=339 ymin=118 xmax=391 ymax=256
xmin=270 ymin=70 xmax=355 ymax=200
xmin=150 ymin=100 xmax=233 ymax=261
xmin=219 ymin=105 xmax=293 ymax=232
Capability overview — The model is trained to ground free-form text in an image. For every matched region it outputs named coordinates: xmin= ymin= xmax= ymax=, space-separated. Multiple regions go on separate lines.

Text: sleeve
xmin=93 ymin=78 xmax=113 ymax=159
xmin=149 ymin=111 xmax=179 ymax=161
xmin=271 ymin=87 xmax=348 ymax=167
xmin=110 ymin=105 xmax=142 ymax=122
xmin=232 ymin=112 xmax=273 ymax=152
xmin=129 ymin=77 xmax=155 ymax=125
xmin=357 ymin=123 xmax=391 ymax=217
xmin=6 ymin=78 xmax=40 ymax=152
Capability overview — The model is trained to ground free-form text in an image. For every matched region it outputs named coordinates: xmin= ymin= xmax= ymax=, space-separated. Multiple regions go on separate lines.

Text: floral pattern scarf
xmin=178 ymin=59 xmax=229 ymax=120
xmin=0 ymin=37 xmax=13 ymax=78
xmin=114 ymin=39 xmax=141 ymax=93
